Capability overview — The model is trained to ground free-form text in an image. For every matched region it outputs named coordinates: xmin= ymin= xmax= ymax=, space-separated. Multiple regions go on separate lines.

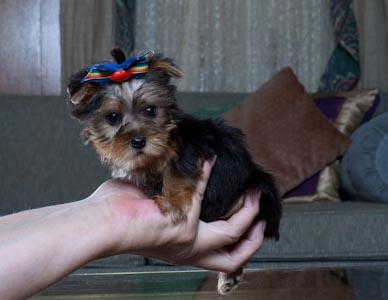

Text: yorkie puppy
xmin=67 ymin=49 xmax=282 ymax=295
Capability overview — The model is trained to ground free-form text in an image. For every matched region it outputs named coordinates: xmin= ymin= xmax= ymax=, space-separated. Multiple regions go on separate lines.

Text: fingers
xmin=227 ymin=193 xmax=261 ymax=236
xmin=187 ymin=156 xmax=217 ymax=224
xmin=192 ymin=193 xmax=261 ymax=253
xmin=227 ymin=221 xmax=266 ymax=264
xmin=192 ymin=221 xmax=266 ymax=273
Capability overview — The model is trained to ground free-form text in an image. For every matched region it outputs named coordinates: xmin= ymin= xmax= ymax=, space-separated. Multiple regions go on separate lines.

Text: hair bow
xmin=81 ymin=51 xmax=153 ymax=85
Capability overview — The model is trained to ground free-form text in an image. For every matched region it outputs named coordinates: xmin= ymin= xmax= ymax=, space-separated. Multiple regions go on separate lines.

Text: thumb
xmin=187 ymin=156 xmax=217 ymax=223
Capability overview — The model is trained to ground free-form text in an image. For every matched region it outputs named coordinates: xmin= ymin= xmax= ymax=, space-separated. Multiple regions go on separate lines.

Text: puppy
xmin=67 ymin=49 xmax=282 ymax=295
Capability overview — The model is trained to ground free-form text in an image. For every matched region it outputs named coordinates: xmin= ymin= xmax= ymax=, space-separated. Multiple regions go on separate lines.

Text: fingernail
xmin=203 ymin=156 xmax=217 ymax=171
xmin=244 ymin=194 xmax=256 ymax=208
xmin=210 ymin=155 xmax=217 ymax=167
xmin=243 ymin=195 xmax=251 ymax=207
xmin=260 ymin=221 xmax=266 ymax=233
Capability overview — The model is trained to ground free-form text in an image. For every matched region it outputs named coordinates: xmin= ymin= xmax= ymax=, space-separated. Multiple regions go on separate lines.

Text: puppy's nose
xmin=131 ymin=136 xmax=146 ymax=149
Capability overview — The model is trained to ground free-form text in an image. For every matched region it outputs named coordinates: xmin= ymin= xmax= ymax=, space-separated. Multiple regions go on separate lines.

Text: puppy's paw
xmin=155 ymin=195 xmax=188 ymax=224
xmin=217 ymin=269 xmax=243 ymax=295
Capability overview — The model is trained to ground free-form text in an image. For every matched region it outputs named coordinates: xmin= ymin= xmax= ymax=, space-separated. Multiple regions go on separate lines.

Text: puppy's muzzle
xmin=131 ymin=136 xmax=146 ymax=149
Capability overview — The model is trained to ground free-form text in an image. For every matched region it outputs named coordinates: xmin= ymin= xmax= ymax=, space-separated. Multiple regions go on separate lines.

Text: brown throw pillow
xmin=284 ymin=89 xmax=379 ymax=203
xmin=223 ymin=67 xmax=350 ymax=196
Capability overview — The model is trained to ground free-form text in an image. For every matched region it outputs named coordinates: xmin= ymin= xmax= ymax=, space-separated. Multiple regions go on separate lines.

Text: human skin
xmin=0 ymin=159 xmax=264 ymax=299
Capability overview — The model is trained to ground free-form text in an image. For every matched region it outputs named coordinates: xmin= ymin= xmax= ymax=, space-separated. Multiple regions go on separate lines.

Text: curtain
xmin=319 ymin=0 xmax=360 ymax=92
xmin=135 ymin=0 xmax=335 ymax=93
xmin=116 ymin=0 xmax=136 ymax=55
xmin=0 ymin=0 xmax=61 ymax=95
xmin=354 ymin=0 xmax=388 ymax=91
xmin=60 ymin=0 xmax=116 ymax=93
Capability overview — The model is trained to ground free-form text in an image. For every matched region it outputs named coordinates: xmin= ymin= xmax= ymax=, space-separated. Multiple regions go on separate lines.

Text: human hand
xmin=0 ymin=159 xmax=264 ymax=299
xmin=89 ymin=159 xmax=265 ymax=273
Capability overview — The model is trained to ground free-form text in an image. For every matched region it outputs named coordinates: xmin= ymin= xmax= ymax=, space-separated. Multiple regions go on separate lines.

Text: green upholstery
xmin=0 ymin=95 xmax=109 ymax=214
xmin=1 ymin=93 xmax=388 ymax=271
xmin=176 ymin=92 xmax=247 ymax=118
xmin=252 ymin=202 xmax=388 ymax=268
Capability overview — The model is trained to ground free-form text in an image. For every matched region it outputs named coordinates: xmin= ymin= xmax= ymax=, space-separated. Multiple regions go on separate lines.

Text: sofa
xmin=1 ymin=92 xmax=388 ymax=273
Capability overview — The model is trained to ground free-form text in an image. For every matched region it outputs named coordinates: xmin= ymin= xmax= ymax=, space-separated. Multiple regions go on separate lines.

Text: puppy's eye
xmin=105 ymin=113 xmax=121 ymax=126
xmin=144 ymin=106 xmax=157 ymax=118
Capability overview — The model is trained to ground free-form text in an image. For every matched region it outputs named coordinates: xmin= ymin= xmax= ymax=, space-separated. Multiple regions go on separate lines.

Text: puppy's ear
xmin=111 ymin=48 xmax=126 ymax=64
xmin=67 ymin=69 xmax=103 ymax=120
xmin=148 ymin=55 xmax=183 ymax=83
xmin=67 ymin=68 xmax=89 ymax=100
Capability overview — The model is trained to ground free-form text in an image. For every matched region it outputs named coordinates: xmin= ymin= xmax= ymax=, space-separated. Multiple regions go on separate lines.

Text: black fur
xmin=171 ymin=113 xmax=282 ymax=239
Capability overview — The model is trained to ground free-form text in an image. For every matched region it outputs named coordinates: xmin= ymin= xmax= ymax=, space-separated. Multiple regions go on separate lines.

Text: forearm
xmin=0 ymin=202 xmax=72 ymax=231
xmin=0 ymin=198 xmax=115 ymax=299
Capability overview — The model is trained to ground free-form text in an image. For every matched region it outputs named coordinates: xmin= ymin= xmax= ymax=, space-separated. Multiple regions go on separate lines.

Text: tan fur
xmin=155 ymin=169 xmax=197 ymax=223
xmin=70 ymin=85 xmax=100 ymax=105
xmin=150 ymin=60 xmax=184 ymax=78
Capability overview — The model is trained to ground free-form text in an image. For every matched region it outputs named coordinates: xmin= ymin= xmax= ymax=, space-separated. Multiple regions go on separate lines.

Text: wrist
xmin=84 ymin=179 xmax=173 ymax=257
xmin=82 ymin=192 xmax=137 ymax=258
xmin=75 ymin=197 xmax=120 ymax=259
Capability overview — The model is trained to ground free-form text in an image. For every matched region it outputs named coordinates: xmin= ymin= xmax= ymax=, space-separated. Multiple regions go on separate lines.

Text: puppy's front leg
xmin=155 ymin=175 xmax=197 ymax=224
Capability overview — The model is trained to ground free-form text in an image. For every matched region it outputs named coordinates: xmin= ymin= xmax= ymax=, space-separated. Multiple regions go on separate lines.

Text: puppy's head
xmin=67 ymin=50 xmax=183 ymax=173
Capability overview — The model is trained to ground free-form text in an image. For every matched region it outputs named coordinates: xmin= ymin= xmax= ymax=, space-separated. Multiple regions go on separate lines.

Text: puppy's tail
xmin=249 ymin=169 xmax=282 ymax=240
xmin=259 ymin=189 xmax=282 ymax=240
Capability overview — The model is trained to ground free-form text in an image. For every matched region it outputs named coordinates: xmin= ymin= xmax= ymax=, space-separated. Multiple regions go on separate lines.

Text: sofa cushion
xmin=223 ymin=67 xmax=350 ymax=196
xmin=284 ymin=89 xmax=379 ymax=202
xmin=176 ymin=92 xmax=247 ymax=119
xmin=251 ymin=202 xmax=388 ymax=266
xmin=341 ymin=113 xmax=388 ymax=203
xmin=0 ymin=95 xmax=110 ymax=215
